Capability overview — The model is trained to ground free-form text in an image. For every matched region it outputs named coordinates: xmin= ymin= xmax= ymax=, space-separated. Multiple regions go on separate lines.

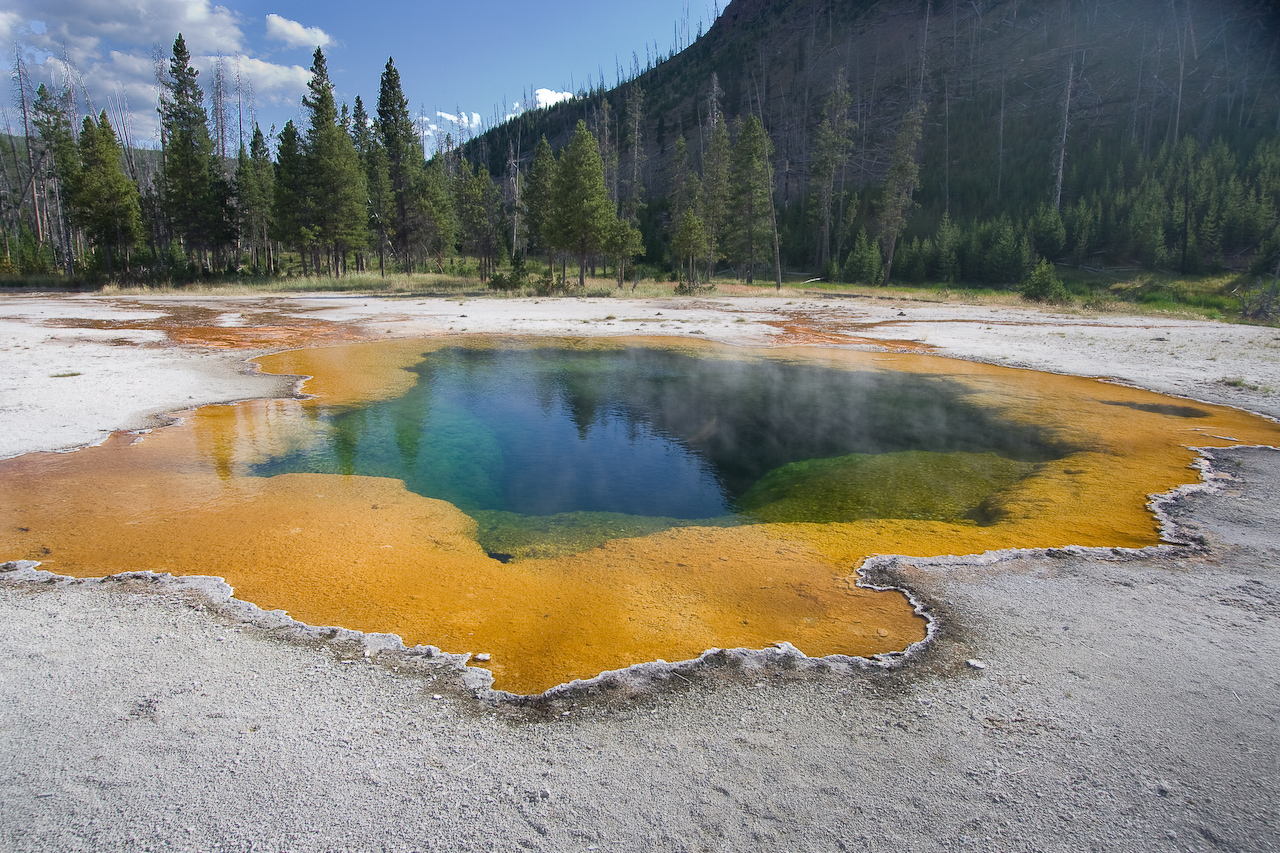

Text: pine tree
xmin=522 ymin=135 xmax=557 ymax=264
xmin=160 ymin=34 xmax=232 ymax=271
xmin=32 ymin=84 xmax=79 ymax=275
xmin=671 ymin=211 xmax=708 ymax=291
xmin=235 ymin=141 xmax=253 ymax=267
xmin=670 ymin=136 xmax=696 ymax=221
xmin=669 ymin=136 xmax=704 ymax=284
xmin=604 ymin=216 xmax=643 ymax=288
xmin=250 ymin=126 xmax=275 ymax=271
xmin=236 ymin=123 xmax=274 ymax=273
xmin=376 ymin=57 xmax=425 ymax=271
xmin=878 ymin=102 xmax=925 ymax=285
xmin=595 ymin=98 xmax=618 ymax=205
xmin=811 ymin=70 xmax=854 ymax=272
xmin=454 ymin=161 xmax=503 ymax=281
xmin=726 ymin=115 xmax=773 ymax=284
xmin=1029 ymin=202 xmax=1066 ymax=261
xmin=71 ymin=112 xmax=142 ymax=278
xmin=701 ymin=98 xmax=730 ymax=281
xmin=1020 ymin=258 xmax=1069 ymax=303
xmin=352 ymin=96 xmax=392 ymax=275
xmin=301 ymin=48 xmax=367 ymax=275
xmin=271 ymin=120 xmax=311 ymax=273
xmin=934 ymin=210 xmax=960 ymax=283
xmin=621 ymin=85 xmax=646 ymax=224
xmin=846 ymin=227 xmax=882 ymax=285
xmin=412 ymin=157 xmax=457 ymax=272
xmin=550 ymin=120 xmax=615 ymax=287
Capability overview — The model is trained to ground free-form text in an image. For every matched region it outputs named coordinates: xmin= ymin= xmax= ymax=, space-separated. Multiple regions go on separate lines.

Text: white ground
xmin=1 ymin=291 xmax=1278 ymax=852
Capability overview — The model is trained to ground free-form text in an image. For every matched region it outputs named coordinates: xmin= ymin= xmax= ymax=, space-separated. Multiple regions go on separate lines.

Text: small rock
xmin=967 ymin=659 xmax=988 ymax=670
xmin=474 ymin=653 xmax=491 ymax=662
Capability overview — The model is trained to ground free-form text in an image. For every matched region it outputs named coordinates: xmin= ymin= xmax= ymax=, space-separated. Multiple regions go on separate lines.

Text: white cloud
xmin=533 ymin=88 xmax=574 ymax=109
xmin=435 ymin=110 xmax=483 ymax=130
xmin=232 ymin=56 xmax=312 ymax=105
xmin=489 ymin=87 xmax=574 ymax=127
xmin=18 ymin=0 xmax=245 ymax=60
xmin=264 ymin=14 xmax=332 ymax=50
xmin=0 ymin=12 xmax=22 ymax=47
xmin=3 ymin=0 xmax=319 ymax=147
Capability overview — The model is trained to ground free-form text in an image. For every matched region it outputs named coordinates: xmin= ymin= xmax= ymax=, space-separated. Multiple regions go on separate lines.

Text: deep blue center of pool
xmin=252 ymin=346 xmax=1065 ymax=521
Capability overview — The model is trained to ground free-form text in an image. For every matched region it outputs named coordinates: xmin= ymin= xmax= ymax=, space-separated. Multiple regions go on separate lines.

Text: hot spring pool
xmin=4 ymin=336 xmax=1277 ymax=694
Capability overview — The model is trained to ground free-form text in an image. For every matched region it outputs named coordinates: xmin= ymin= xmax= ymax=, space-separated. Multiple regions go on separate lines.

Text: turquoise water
xmin=253 ymin=346 xmax=1070 ymax=557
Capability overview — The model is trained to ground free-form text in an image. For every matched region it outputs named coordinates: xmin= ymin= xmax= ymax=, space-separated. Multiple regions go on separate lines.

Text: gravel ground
xmin=1 ymin=291 xmax=1278 ymax=852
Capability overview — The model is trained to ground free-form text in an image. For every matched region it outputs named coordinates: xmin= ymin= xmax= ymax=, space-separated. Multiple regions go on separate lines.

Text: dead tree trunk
xmin=1053 ymin=53 xmax=1076 ymax=211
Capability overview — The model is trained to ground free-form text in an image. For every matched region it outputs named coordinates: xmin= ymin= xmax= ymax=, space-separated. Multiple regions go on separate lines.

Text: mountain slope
xmin=470 ymin=0 xmax=1278 ymax=214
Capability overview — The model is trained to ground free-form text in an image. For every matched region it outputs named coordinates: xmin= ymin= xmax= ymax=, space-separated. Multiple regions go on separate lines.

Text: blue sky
xmin=3 ymin=0 xmax=722 ymax=148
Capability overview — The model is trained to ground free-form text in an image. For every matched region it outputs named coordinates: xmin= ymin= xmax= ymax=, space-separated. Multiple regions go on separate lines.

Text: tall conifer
xmin=701 ymin=101 xmax=730 ymax=281
xmin=300 ymin=48 xmax=367 ymax=275
xmin=727 ymin=115 xmax=773 ymax=284
xmin=352 ymin=96 xmax=392 ymax=275
xmin=879 ymin=102 xmax=925 ymax=285
xmin=376 ymin=58 xmax=425 ymax=271
xmin=160 ymin=34 xmax=232 ymax=269
xmin=811 ymin=70 xmax=854 ymax=272
xmin=414 ymin=158 xmax=457 ymax=272
xmin=72 ymin=112 xmax=142 ymax=278
xmin=454 ymin=162 xmax=503 ymax=281
xmin=522 ymin=136 xmax=557 ymax=269
xmin=236 ymin=123 xmax=274 ymax=272
xmin=271 ymin=120 xmax=309 ymax=273
xmin=550 ymin=120 xmax=615 ymax=287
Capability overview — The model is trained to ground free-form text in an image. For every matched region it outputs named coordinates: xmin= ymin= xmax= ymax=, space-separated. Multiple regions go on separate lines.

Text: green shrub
xmin=1021 ymin=259 xmax=1071 ymax=303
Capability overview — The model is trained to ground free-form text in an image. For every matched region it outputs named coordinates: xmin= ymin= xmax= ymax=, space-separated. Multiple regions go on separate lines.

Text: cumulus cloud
xmin=436 ymin=110 xmax=483 ymax=129
xmin=533 ymin=88 xmax=574 ymax=109
xmin=232 ymin=56 xmax=312 ymax=105
xmin=4 ymin=0 xmax=318 ymax=147
xmin=0 ymin=11 xmax=22 ymax=47
xmin=429 ymin=87 xmax=574 ymax=139
xmin=264 ymin=14 xmax=332 ymax=50
xmin=19 ymin=0 xmax=245 ymax=59
xmin=487 ymin=88 xmax=573 ymax=127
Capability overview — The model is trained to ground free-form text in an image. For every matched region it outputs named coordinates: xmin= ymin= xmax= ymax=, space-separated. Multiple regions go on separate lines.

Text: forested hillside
xmin=3 ymin=0 xmax=1280 ymax=299
xmin=469 ymin=0 xmax=1280 ymax=285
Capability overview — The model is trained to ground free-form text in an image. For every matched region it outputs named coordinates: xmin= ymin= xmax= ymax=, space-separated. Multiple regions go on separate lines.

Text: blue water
xmin=254 ymin=346 xmax=1067 ymax=527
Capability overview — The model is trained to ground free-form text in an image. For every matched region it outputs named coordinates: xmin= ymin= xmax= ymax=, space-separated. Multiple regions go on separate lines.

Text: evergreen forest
xmin=3 ymin=0 xmax=1280 ymax=316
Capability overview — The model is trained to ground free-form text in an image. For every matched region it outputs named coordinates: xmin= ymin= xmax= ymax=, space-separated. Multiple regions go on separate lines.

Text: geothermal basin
xmin=3 ymin=333 xmax=1279 ymax=695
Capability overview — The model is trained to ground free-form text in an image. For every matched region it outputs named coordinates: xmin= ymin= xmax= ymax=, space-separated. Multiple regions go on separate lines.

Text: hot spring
xmin=4 ymin=336 xmax=1277 ymax=694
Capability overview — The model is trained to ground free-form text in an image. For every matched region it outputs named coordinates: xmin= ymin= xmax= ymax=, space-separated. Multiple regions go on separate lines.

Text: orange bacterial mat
xmin=3 ymin=336 xmax=1277 ymax=694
